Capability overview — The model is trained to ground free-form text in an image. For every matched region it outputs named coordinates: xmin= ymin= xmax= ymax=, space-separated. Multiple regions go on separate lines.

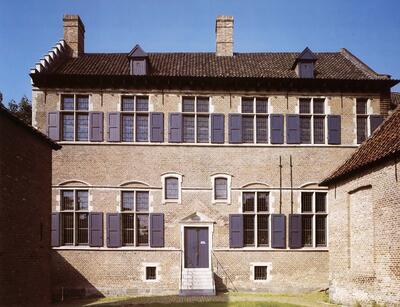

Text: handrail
xmin=211 ymin=250 xmax=238 ymax=292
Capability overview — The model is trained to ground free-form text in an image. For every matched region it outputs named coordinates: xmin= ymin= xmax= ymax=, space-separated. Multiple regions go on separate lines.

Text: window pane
xmin=301 ymin=192 xmax=313 ymax=212
xmin=122 ymin=115 xmax=134 ymax=142
xmin=256 ymin=115 xmax=268 ymax=143
xmin=136 ymin=214 xmax=149 ymax=245
xmin=302 ymin=215 xmax=313 ymax=247
xmin=76 ymin=96 xmax=89 ymax=110
xmin=136 ymin=96 xmax=149 ymax=111
xmin=316 ymin=215 xmax=327 ymax=247
xmin=300 ymin=116 xmax=311 ymax=144
xmin=62 ymin=213 xmax=74 ymax=245
xmin=257 ymin=215 xmax=269 ymax=246
xmin=243 ymin=192 xmax=255 ymax=212
xmin=183 ymin=115 xmax=195 ymax=143
xmin=76 ymin=213 xmax=89 ymax=245
xmin=196 ymin=97 xmax=209 ymax=112
xmin=122 ymin=192 xmax=134 ymax=211
xmin=241 ymin=98 xmax=254 ymax=113
xmin=182 ymin=97 xmax=195 ymax=112
xmin=136 ymin=115 xmax=148 ymax=142
xmin=62 ymin=114 xmax=74 ymax=141
xmin=256 ymin=99 xmax=268 ymax=113
xmin=136 ymin=191 xmax=149 ymax=211
xmin=356 ymin=99 xmax=367 ymax=114
xmin=146 ymin=267 xmax=156 ymax=280
xmin=313 ymin=99 xmax=325 ymax=114
xmin=122 ymin=213 xmax=135 ymax=245
xmin=313 ymin=116 xmax=325 ymax=144
xmin=243 ymin=215 xmax=255 ymax=246
xmin=61 ymin=191 xmax=74 ymax=210
xmin=76 ymin=114 xmax=89 ymax=141
xmin=121 ymin=96 xmax=135 ymax=111
xmin=165 ymin=177 xmax=178 ymax=199
xmin=61 ymin=95 xmax=74 ymax=110
xmin=357 ymin=116 xmax=367 ymax=144
xmin=76 ymin=191 xmax=88 ymax=210
xmin=215 ymin=178 xmax=227 ymax=200
xmin=197 ymin=115 xmax=209 ymax=143
xmin=257 ymin=192 xmax=269 ymax=212
xmin=242 ymin=116 xmax=254 ymax=143
xmin=315 ymin=192 xmax=327 ymax=212
xmin=299 ymin=98 xmax=311 ymax=113
xmin=254 ymin=266 xmax=267 ymax=280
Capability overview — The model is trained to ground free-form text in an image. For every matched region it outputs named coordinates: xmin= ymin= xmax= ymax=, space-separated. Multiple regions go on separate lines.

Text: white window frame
xmin=59 ymin=94 xmax=91 ymax=142
xmin=250 ymin=262 xmax=272 ymax=282
xmin=241 ymin=190 xmax=271 ymax=248
xmin=298 ymin=97 xmax=328 ymax=145
xmin=142 ymin=262 xmax=161 ymax=282
xmin=161 ymin=172 xmax=183 ymax=204
xmin=181 ymin=96 xmax=211 ymax=143
xmin=211 ymin=173 xmax=232 ymax=204
xmin=297 ymin=190 xmax=329 ymax=248
xmin=240 ymin=97 xmax=270 ymax=144
xmin=354 ymin=98 xmax=373 ymax=144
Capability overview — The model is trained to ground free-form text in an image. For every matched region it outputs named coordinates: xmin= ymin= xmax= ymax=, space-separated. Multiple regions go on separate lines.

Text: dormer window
xmin=128 ymin=44 xmax=148 ymax=76
xmin=293 ymin=47 xmax=317 ymax=79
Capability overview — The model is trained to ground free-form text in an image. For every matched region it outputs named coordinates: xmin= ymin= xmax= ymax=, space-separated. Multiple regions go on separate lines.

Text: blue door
xmin=184 ymin=227 xmax=209 ymax=268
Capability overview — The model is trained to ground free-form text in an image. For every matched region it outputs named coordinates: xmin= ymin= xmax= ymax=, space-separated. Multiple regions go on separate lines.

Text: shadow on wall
xmin=51 ymin=252 xmax=104 ymax=302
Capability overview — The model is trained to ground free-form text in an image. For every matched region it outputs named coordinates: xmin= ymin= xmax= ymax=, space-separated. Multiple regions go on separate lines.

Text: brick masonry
xmin=327 ymin=159 xmax=400 ymax=306
xmin=0 ymin=111 xmax=55 ymax=306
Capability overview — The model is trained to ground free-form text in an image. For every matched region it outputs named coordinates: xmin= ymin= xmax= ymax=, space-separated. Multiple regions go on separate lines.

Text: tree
xmin=7 ymin=95 xmax=32 ymax=125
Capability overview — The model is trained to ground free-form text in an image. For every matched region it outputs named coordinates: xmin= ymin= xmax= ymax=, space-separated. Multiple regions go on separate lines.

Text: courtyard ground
xmin=54 ymin=291 xmax=337 ymax=306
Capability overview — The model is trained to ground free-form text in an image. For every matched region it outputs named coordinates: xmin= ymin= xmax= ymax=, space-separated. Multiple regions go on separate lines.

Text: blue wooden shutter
xmin=370 ymin=115 xmax=384 ymax=134
xmin=211 ymin=113 xmax=225 ymax=143
xmin=89 ymin=112 xmax=104 ymax=142
xmin=228 ymin=114 xmax=242 ymax=144
xmin=229 ymin=214 xmax=244 ymax=248
xmin=286 ymin=114 xmax=300 ymax=144
xmin=47 ymin=112 xmax=60 ymax=141
xmin=106 ymin=213 xmax=121 ymax=247
xmin=150 ymin=112 xmax=164 ymax=142
xmin=271 ymin=214 xmax=286 ymax=248
xmin=328 ymin=115 xmax=341 ymax=145
xmin=51 ymin=212 xmax=60 ymax=247
xmin=289 ymin=214 xmax=302 ymax=248
xmin=150 ymin=213 xmax=164 ymax=247
xmin=270 ymin=114 xmax=284 ymax=144
xmin=107 ymin=112 xmax=121 ymax=142
xmin=168 ymin=113 xmax=182 ymax=143
xmin=89 ymin=212 xmax=103 ymax=247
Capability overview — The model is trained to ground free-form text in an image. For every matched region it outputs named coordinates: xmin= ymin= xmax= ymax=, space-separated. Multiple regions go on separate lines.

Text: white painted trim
xmin=57 ymin=179 xmax=91 ymax=186
xmin=161 ymin=173 xmax=183 ymax=204
xmin=142 ymin=262 xmax=161 ymax=282
xmin=119 ymin=180 xmax=151 ymax=187
xmin=250 ymin=262 xmax=272 ymax=282
xmin=211 ymin=174 xmax=232 ymax=204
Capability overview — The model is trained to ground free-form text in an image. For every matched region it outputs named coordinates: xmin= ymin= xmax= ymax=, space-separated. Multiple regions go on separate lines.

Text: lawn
xmin=55 ymin=291 xmax=335 ymax=307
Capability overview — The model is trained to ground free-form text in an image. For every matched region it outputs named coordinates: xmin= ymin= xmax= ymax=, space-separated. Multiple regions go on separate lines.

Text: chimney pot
xmin=215 ymin=16 xmax=234 ymax=56
xmin=63 ymin=15 xmax=85 ymax=57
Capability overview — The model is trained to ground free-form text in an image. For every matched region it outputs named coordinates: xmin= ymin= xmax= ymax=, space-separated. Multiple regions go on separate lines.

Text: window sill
xmin=213 ymin=247 xmax=329 ymax=252
xmin=52 ymin=246 xmax=180 ymax=251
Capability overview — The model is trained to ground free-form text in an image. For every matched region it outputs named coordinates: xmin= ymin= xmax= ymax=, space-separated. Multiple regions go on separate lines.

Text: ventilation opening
xmin=254 ymin=266 xmax=268 ymax=280
xmin=146 ymin=266 xmax=157 ymax=280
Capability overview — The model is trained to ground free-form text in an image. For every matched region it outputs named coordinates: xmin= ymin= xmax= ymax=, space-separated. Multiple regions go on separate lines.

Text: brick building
xmin=321 ymin=107 xmax=400 ymax=306
xmin=0 ymin=106 xmax=61 ymax=306
xmin=30 ymin=15 xmax=398 ymax=297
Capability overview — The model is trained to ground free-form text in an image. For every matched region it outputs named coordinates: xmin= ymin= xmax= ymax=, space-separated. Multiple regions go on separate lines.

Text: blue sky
xmin=1 ymin=0 xmax=400 ymax=103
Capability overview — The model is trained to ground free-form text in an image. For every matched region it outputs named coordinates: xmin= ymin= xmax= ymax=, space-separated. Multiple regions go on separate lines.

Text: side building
xmin=30 ymin=15 xmax=398 ymax=297
xmin=0 ymin=106 xmax=61 ymax=306
xmin=321 ymin=106 xmax=400 ymax=306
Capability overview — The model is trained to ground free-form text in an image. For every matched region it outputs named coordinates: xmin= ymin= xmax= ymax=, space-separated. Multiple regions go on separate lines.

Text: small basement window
xmin=146 ymin=266 xmax=157 ymax=280
xmin=254 ymin=266 xmax=268 ymax=280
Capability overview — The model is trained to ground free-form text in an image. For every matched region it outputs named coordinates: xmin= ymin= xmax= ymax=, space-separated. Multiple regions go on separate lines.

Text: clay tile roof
xmin=43 ymin=49 xmax=390 ymax=80
xmin=321 ymin=105 xmax=400 ymax=185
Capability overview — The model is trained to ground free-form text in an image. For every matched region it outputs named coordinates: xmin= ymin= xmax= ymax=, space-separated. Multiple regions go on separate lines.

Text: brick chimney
xmin=215 ymin=16 xmax=234 ymax=56
xmin=63 ymin=15 xmax=85 ymax=57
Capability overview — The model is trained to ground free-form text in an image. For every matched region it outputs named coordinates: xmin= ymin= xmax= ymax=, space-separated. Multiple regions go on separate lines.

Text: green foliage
xmin=7 ymin=95 xmax=32 ymax=125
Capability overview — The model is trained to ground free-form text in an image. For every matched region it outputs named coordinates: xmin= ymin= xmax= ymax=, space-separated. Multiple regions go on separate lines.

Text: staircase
xmin=179 ymin=268 xmax=216 ymax=296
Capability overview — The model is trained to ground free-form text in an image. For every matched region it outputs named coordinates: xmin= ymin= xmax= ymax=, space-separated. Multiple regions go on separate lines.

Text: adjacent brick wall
xmin=328 ymin=159 xmax=400 ymax=306
xmin=0 ymin=113 xmax=53 ymax=306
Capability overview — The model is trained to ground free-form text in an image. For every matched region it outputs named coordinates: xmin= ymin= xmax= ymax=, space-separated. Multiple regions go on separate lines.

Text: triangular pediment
xmin=128 ymin=44 xmax=147 ymax=58
xmin=180 ymin=212 xmax=214 ymax=223
xmin=297 ymin=47 xmax=316 ymax=61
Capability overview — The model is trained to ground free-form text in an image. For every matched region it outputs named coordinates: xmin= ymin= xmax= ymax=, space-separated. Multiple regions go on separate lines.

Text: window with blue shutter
xmin=229 ymin=214 xmax=244 ymax=248
xmin=271 ymin=214 xmax=286 ymax=248
xmin=107 ymin=112 xmax=121 ymax=142
xmin=51 ymin=212 xmax=60 ymax=247
xmin=370 ymin=115 xmax=384 ymax=135
xmin=47 ymin=112 xmax=60 ymax=141
xmin=270 ymin=114 xmax=284 ymax=144
xmin=107 ymin=213 xmax=122 ymax=247
xmin=286 ymin=114 xmax=300 ymax=144
xmin=89 ymin=212 xmax=104 ymax=247
xmin=289 ymin=214 xmax=302 ymax=248
xmin=328 ymin=115 xmax=341 ymax=145
xmin=228 ymin=114 xmax=242 ymax=143
xmin=89 ymin=112 xmax=104 ymax=142
xmin=211 ymin=114 xmax=225 ymax=143
xmin=169 ymin=113 xmax=183 ymax=142
xmin=150 ymin=213 xmax=164 ymax=247
xmin=150 ymin=112 xmax=164 ymax=142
